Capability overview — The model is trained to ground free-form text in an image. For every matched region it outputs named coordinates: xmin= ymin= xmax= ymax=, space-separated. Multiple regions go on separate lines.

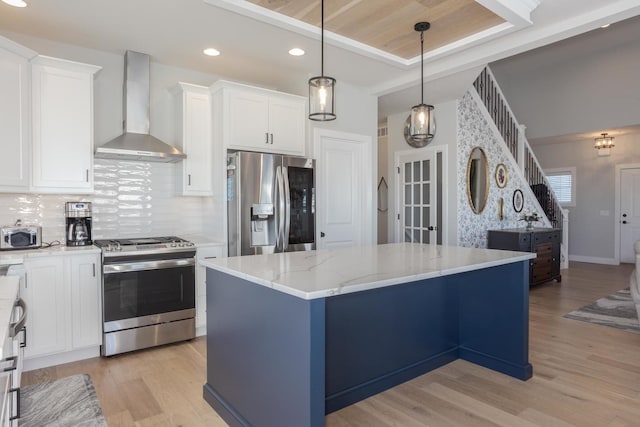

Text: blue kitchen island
xmin=201 ymin=243 xmax=535 ymax=427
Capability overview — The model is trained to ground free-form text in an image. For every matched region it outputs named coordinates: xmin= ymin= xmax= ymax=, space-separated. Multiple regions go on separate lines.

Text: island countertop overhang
xmin=201 ymin=243 xmax=536 ymax=300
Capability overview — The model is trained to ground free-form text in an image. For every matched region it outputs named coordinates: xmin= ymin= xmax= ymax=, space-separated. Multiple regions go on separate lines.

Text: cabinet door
xmin=31 ymin=58 xmax=98 ymax=193
xmin=268 ymin=96 xmax=305 ymax=156
xmin=69 ymin=254 xmax=101 ymax=349
xmin=227 ymin=90 xmax=270 ymax=151
xmin=181 ymin=88 xmax=213 ymax=195
xmin=0 ymin=47 xmax=30 ymax=192
xmin=195 ymin=245 xmax=224 ymax=334
xmin=22 ymin=257 xmax=68 ymax=358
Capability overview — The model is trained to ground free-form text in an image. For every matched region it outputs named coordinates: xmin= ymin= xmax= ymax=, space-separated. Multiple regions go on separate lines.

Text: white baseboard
xmin=196 ymin=325 xmax=207 ymax=337
xmin=24 ymin=346 xmax=100 ymax=372
xmin=568 ymin=255 xmax=619 ymax=265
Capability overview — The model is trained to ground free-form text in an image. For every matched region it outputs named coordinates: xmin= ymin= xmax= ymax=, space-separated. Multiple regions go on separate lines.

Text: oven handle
xmin=103 ymin=258 xmax=195 ymax=274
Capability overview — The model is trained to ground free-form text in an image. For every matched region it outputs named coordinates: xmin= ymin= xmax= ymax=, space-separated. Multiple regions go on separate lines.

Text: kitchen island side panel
xmin=203 ymin=269 xmax=325 ymax=427
xmin=456 ymin=261 xmax=532 ymax=380
xmin=324 ymin=276 xmax=459 ymax=413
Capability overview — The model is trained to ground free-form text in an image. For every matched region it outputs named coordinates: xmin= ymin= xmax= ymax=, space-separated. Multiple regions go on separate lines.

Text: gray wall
xmin=491 ymin=28 xmax=640 ymax=140
xmin=533 ymin=133 xmax=640 ymax=262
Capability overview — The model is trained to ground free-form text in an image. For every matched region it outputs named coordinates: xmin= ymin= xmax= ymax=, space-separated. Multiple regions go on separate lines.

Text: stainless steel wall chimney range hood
xmin=94 ymin=51 xmax=186 ymax=163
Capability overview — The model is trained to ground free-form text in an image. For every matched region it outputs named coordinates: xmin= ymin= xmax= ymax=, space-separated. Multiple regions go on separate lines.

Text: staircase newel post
xmin=518 ymin=124 xmax=526 ymax=174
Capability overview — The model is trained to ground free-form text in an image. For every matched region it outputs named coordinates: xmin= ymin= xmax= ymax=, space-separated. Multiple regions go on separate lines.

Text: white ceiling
xmin=0 ymin=0 xmax=639 ymax=120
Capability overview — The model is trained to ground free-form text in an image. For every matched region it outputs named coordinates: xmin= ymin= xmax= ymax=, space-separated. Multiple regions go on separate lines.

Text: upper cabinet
xmin=0 ymin=37 xmax=36 ymax=193
xmin=31 ymin=55 xmax=101 ymax=194
xmin=174 ymin=83 xmax=213 ymax=196
xmin=213 ymin=81 xmax=306 ymax=156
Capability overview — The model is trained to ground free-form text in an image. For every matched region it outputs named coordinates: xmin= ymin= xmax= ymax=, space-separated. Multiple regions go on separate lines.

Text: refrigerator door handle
xmin=283 ymin=166 xmax=291 ymax=251
xmin=275 ymin=165 xmax=286 ymax=252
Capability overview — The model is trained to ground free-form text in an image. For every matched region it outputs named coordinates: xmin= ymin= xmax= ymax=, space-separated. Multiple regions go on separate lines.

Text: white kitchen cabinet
xmin=195 ymin=244 xmax=224 ymax=335
xmin=69 ymin=254 xmax=101 ymax=349
xmin=31 ymin=55 xmax=101 ymax=194
xmin=0 ymin=37 xmax=35 ymax=193
xmin=21 ymin=256 xmax=68 ymax=358
xmin=214 ymin=81 xmax=306 ymax=156
xmin=174 ymin=83 xmax=213 ymax=196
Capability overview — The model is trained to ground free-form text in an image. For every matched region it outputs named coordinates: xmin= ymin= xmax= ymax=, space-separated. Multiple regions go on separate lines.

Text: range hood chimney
xmin=95 ymin=51 xmax=186 ymax=162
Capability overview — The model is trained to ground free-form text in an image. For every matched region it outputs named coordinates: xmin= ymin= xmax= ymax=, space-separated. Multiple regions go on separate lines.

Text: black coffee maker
xmin=65 ymin=202 xmax=92 ymax=246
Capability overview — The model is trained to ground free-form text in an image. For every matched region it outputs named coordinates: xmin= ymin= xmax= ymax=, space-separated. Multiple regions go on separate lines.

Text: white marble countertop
xmin=180 ymin=234 xmax=225 ymax=248
xmin=0 ymin=244 xmax=100 ymax=261
xmin=0 ymin=276 xmax=20 ymax=355
xmin=201 ymin=243 xmax=536 ymax=300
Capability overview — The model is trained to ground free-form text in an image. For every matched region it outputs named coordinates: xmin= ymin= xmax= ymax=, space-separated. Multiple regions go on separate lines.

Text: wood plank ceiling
xmin=246 ymin=0 xmax=505 ymax=59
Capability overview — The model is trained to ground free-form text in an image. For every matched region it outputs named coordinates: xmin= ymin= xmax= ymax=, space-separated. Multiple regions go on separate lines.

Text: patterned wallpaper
xmin=0 ymin=159 xmax=222 ymax=244
xmin=457 ymin=91 xmax=547 ymax=248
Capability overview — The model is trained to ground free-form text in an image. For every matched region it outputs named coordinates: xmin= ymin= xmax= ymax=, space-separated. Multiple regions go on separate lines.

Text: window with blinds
xmin=545 ymin=167 xmax=576 ymax=206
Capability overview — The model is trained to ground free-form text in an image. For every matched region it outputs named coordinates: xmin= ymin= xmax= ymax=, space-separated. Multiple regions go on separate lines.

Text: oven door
xmin=102 ymin=257 xmax=195 ymax=333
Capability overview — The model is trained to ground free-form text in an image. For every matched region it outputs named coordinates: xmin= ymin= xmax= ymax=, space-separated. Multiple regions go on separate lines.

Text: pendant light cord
xmin=420 ymin=29 xmax=424 ymax=105
xmin=321 ymin=0 xmax=325 ymax=77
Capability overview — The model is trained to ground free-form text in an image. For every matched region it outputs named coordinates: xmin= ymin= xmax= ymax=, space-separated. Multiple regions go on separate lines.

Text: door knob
xmin=623 ymin=213 xmax=628 ymax=217
xmin=320 ymin=232 xmax=325 ymax=237
xmin=428 ymin=226 xmax=435 ymax=231
xmin=622 ymin=221 xmax=628 ymax=224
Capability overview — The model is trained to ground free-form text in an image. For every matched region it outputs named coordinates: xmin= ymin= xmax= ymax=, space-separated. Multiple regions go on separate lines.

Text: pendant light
xmin=409 ymin=21 xmax=435 ymax=145
xmin=308 ymin=0 xmax=336 ymax=121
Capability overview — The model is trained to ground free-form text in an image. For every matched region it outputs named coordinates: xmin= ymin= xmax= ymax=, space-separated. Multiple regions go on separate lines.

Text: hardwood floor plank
xmin=21 ymin=261 xmax=640 ymax=426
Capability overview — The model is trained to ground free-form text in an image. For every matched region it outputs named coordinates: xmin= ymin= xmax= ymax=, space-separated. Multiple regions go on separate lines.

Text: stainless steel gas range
xmin=94 ymin=236 xmax=196 ymax=356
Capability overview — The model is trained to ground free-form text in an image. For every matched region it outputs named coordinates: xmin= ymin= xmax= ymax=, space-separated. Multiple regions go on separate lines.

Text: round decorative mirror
xmin=466 ymin=147 xmax=489 ymax=214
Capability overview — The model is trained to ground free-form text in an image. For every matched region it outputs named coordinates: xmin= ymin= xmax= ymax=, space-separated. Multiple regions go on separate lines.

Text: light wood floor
xmin=23 ymin=262 xmax=640 ymax=426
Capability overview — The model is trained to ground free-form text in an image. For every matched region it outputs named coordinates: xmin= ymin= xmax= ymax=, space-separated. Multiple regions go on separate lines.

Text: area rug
xmin=20 ymin=374 xmax=107 ymax=427
xmin=564 ymin=288 xmax=640 ymax=334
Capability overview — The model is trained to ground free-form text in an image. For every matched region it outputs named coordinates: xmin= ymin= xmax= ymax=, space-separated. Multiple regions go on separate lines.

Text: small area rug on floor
xmin=20 ymin=374 xmax=107 ymax=427
xmin=564 ymin=288 xmax=640 ymax=334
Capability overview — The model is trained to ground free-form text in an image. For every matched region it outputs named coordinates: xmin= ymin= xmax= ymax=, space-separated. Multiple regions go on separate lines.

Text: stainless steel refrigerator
xmin=227 ymin=151 xmax=316 ymax=256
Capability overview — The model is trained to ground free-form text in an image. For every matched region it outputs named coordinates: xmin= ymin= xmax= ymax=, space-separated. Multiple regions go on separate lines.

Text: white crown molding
xmin=205 ymin=0 xmax=525 ymax=69
xmin=0 ymin=34 xmax=37 ymax=59
xmin=370 ymin=0 xmax=640 ymax=96
xmin=476 ymin=0 xmax=542 ymax=26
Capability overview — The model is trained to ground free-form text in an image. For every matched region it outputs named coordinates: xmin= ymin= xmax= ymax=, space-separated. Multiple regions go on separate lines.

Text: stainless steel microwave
xmin=0 ymin=225 xmax=42 ymax=250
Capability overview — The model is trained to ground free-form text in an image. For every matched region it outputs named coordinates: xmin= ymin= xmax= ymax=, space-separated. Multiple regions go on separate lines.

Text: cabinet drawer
xmin=534 ymin=242 xmax=552 ymax=255
xmin=532 ymin=268 xmax=552 ymax=283
xmin=534 ymin=231 xmax=560 ymax=244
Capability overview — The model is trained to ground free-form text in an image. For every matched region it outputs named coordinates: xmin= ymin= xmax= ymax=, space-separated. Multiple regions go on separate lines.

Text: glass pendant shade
xmin=309 ymin=75 xmax=336 ymax=121
xmin=410 ymin=103 xmax=435 ymax=141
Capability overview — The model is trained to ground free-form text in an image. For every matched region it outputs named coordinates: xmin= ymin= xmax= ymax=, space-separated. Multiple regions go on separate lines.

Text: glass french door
xmin=397 ymin=150 xmax=443 ymax=245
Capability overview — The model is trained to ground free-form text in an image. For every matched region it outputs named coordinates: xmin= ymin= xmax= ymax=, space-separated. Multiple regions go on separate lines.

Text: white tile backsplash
xmin=0 ymin=159 xmax=222 ymax=244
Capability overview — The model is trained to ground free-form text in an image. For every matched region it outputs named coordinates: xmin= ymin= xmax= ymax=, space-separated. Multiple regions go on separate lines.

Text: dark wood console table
xmin=488 ymin=228 xmax=562 ymax=286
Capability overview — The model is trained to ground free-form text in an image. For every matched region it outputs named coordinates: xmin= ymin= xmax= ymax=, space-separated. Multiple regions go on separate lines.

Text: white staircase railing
xmin=472 ymin=67 xmax=569 ymax=269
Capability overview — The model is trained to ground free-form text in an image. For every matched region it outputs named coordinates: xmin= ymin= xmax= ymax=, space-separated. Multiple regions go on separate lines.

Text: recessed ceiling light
xmin=601 ymin=23 xmax=611 ymax=28
xmin=2 ymin=0 xmax=27 ymax=7
xmin=203 ymin=48 xmax=220 ymax=57
xmin=288 ymin=48 xmax=305 ymax=56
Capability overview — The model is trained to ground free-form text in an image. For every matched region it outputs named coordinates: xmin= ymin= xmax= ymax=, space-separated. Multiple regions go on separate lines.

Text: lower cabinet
xmin=21 ymin=253 xmax=101 ymax=360
xmin=69 ymin=254 xmax=101 ymax=348
xmin=21 ymin=256 xmax=67 ymax=358
xmin=195 ymin=245 xmax=225 ymax=335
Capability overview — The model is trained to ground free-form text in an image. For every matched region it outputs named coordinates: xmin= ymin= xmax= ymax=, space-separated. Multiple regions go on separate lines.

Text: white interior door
xmin=620 ymin=168 xmax=640 ymax=262
xmin=315 ymin=129 xmax=373 ymax=249
xmin=395 ymin=150 xmax=445 ymax=244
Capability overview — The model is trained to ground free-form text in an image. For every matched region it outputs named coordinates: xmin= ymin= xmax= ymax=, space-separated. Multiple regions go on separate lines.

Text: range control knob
xmin=186 ymin=242 xmax=194 ymax=247
xmin=178 ymin=243 xmax=185 ymax=247
xmin=170 ymin=242 xmax=177 ymax=247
